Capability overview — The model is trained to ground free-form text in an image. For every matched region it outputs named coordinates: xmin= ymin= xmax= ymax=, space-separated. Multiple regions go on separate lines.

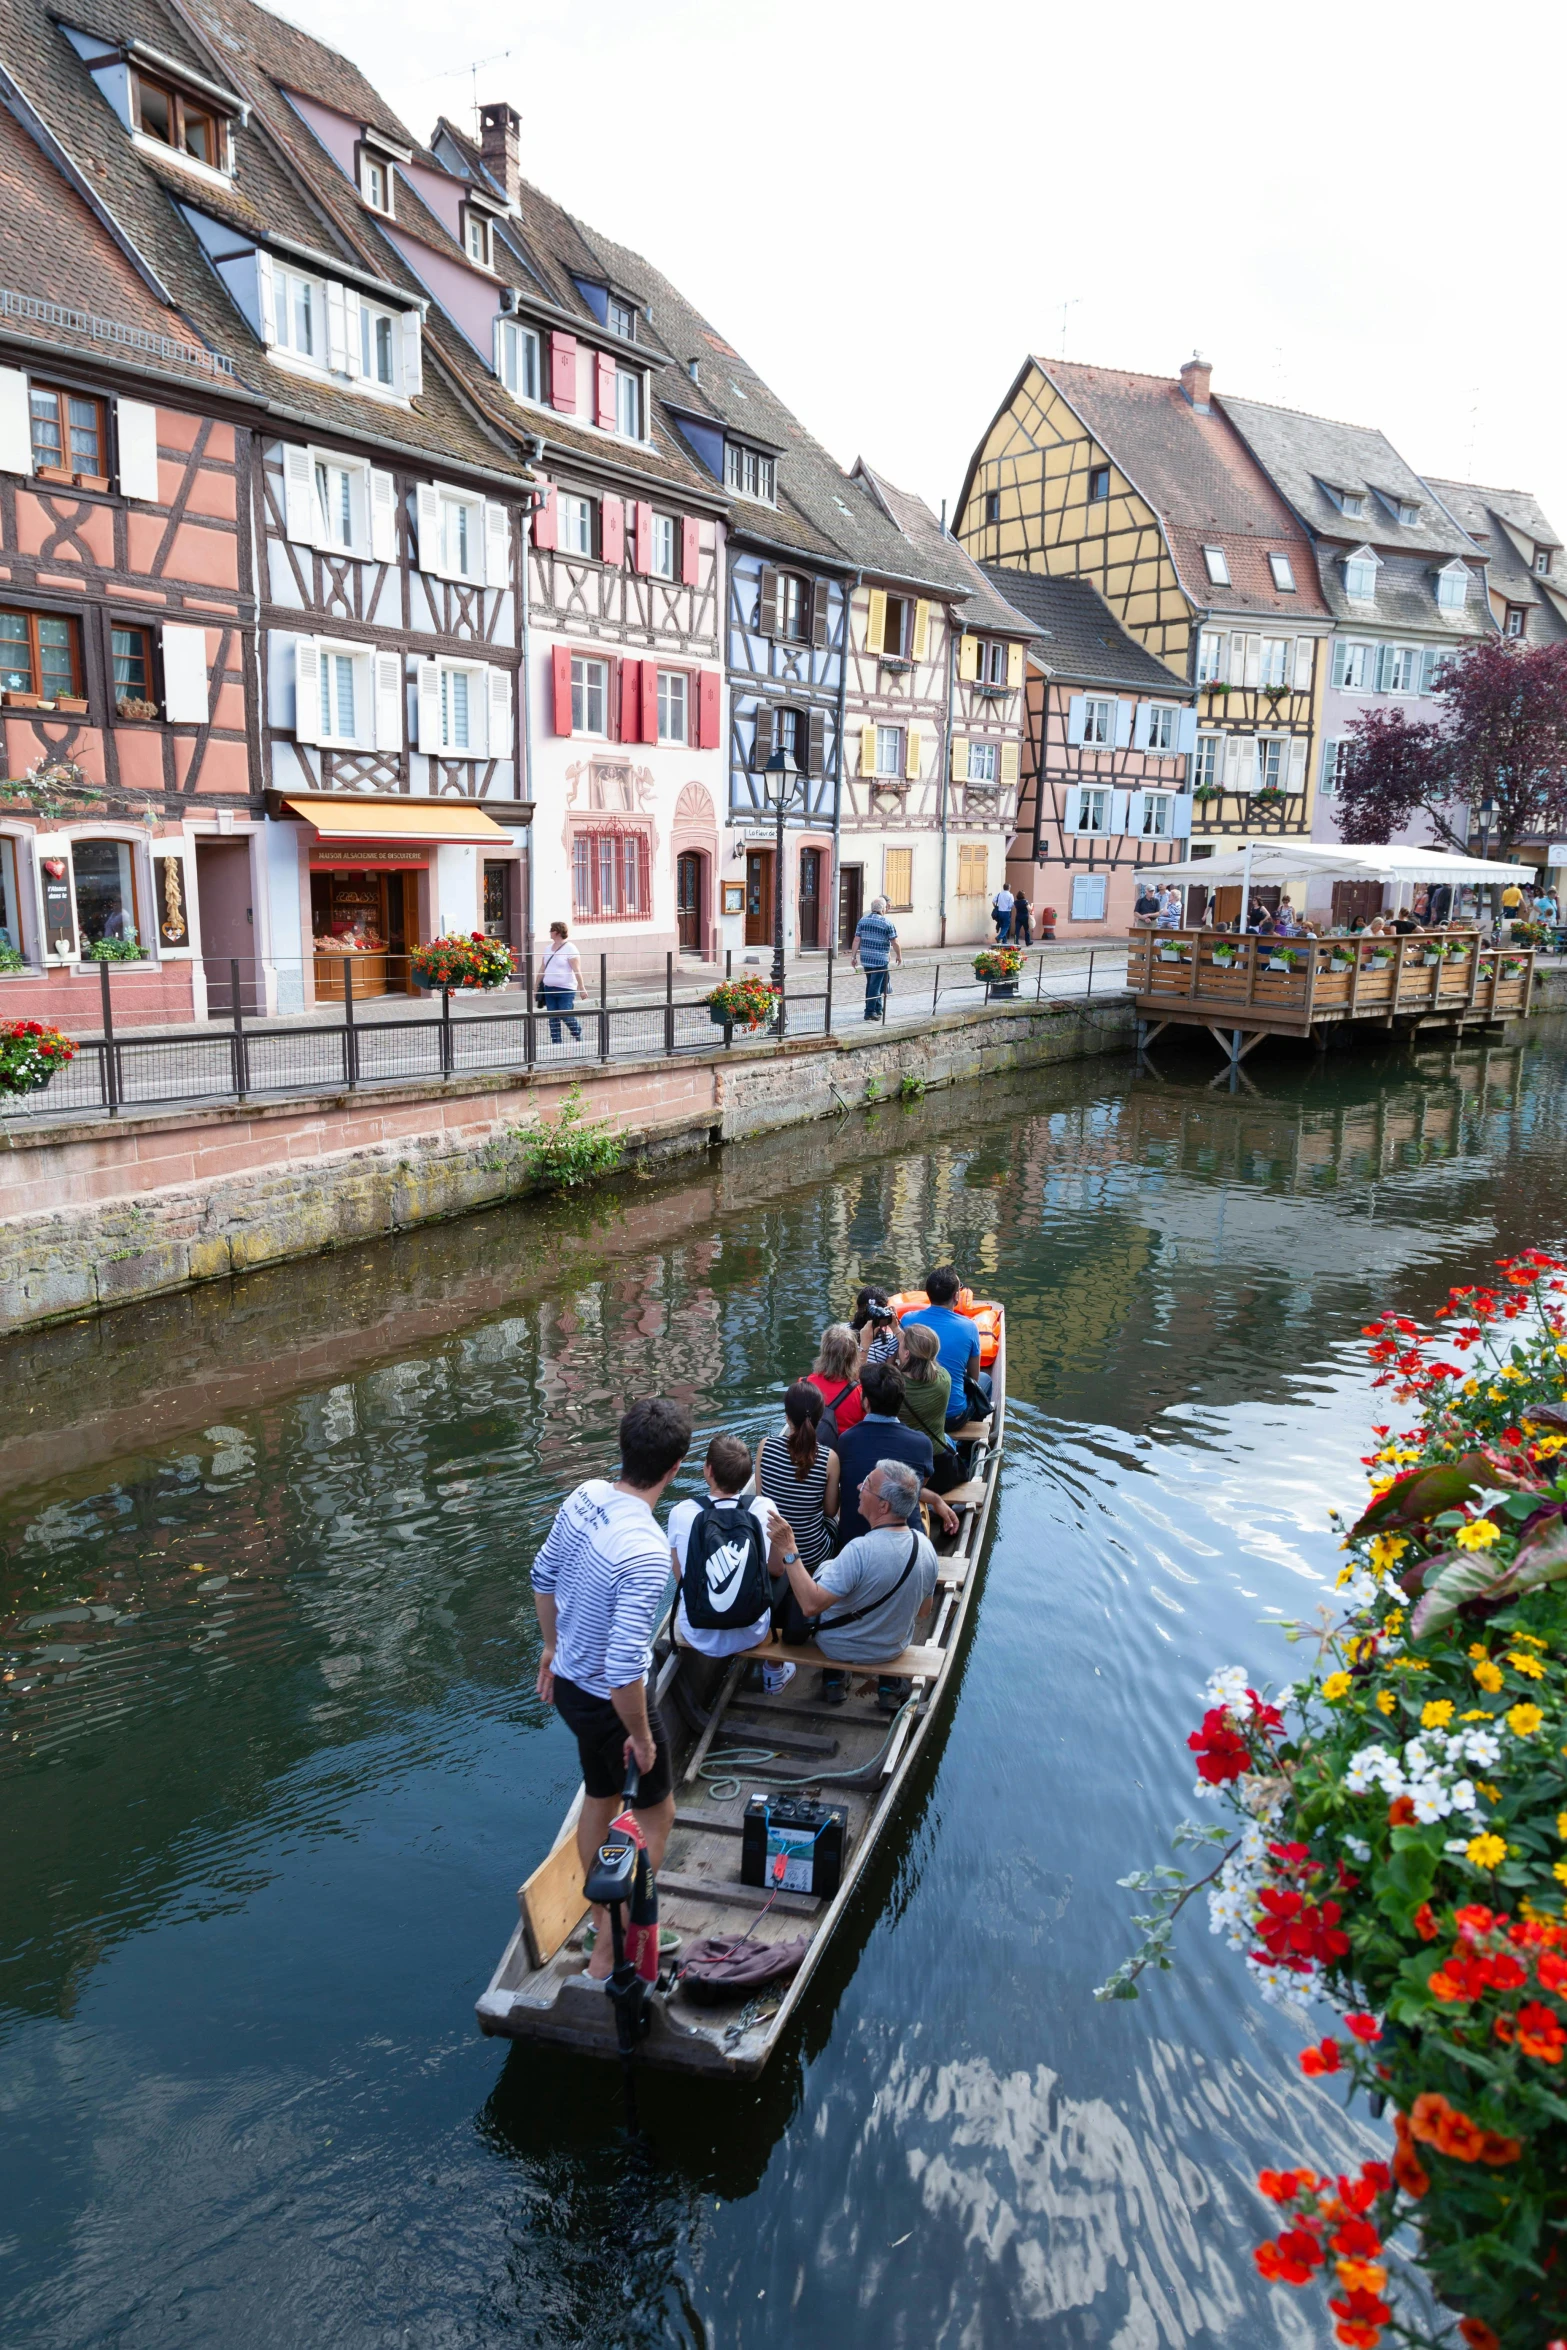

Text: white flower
xmin=1341 ymin=1571 xmax=1380 ymax=1610
xmin=1444 ymin=1837 xmax=1473 ymax=1856
xmin=1204 ymin=1666 xmax=1252 ymax=1710
xmin=1346 ymin=1744 xmax=1404 ymax=1796
xmin=1341 ymin=1834 xmax=1372 ymax=1863
xmin=1461 ymin=1729 xmax=1502 ymax=1769
xmin=1409 ymin=1779 xmax=1451 ymax=1825
xmin=1406 ymin=1738 xmax=1432 ymax=1777
xmin=1448 ymin=1779 xmax=1478 ymax=1814
xmin=1192 ymin=1777 xmax=1222 ymax=1801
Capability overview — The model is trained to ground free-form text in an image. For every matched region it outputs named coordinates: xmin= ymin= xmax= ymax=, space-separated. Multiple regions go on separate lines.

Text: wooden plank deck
xmin=1128 ymin=930 xmax=1534 ymax=1055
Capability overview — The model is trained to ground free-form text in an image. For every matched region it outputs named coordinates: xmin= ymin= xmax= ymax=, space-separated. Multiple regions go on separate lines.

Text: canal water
xmin=4 ymin=1029 xmax=1566 ymax=2349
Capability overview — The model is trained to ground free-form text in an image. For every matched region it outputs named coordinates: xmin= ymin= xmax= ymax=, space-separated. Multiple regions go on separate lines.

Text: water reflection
xmin=2 ymin=1031 xmax=1563 ymax=2346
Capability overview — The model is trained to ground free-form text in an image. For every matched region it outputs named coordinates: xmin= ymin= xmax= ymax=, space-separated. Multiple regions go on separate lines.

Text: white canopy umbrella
xmin=1135 ymin=841 xmax=1533 ymax=895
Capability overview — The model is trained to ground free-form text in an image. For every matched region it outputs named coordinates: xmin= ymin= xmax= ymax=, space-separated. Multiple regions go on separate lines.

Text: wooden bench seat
xmin=940 ymin=1479 xmax=987 ymax=1510
xmin=949 ymin=1417 xmax=992 ymax=1442
xmin=738 ymin=1635 xmax=945 ymax=1678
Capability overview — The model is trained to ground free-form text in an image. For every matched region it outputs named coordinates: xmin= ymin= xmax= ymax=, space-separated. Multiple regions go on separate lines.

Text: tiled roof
xmin=1423 ymin=479 xmax=1567 ymax=643
xmin=979 ymin=565 xmax=1195 ymax=695
xmin=1220 ymin=394 xmax=1478 ymax=561
xmin=852 ymin=463 xmax=1029 ymax=620
xmin=1043 ymin=359 xmax=1328 ymax=620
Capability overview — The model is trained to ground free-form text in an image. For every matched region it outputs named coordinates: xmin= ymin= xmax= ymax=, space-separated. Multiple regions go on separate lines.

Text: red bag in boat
xmin=676 ymin=1934 xmax=808 ymax=2004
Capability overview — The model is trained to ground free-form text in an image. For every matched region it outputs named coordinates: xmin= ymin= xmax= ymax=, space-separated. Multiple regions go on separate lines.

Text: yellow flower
xmin=1367 ymin=1477 xmax=1395 ymax=1500
xmin=1487 ymin=1387 xmax=1507 ymax=1402
xmin=1455 ymin=1518 xmax=1502 ymax=1551
xmin=1460 ymin=1709 xmax=1495 ymax=1722
xmin=1555 ymin=1861 xmax=1567 ymax=1888
xmin=1508 ymin=1652 xmax=1547 ymax=1680
xmin=1557 ymin=1812 xmax=1567 ymax=1840
xmin=1463 ymin=1379 xmax=1480 ymax=1397
xmin=1421 ymin=1699 xmax=1455 ymax=1730
xmin=1322 ymin=1671 xmax=1354 ymax=1702
xmin=1531 ymin=1432 xmax=1567 ymax=1458
xmin=1335 ymin=1564 xmax=1354 ymax=1589
xmin=1507 ymin=1703 xmax=1545 ymax=1737
xmin=1473 ymin=1660 xmax=1504 ymax=1693
xmin=1385 ymin=1608 xmax=1406 ymax=1636
xmin=1368 ymin=1532 xmax=1409 ymax=1574
xmin=1513 ymin=1631 xmax=1548 ymax=1650
xmin=1467 ymin=1833 xmax=1508 ymax=1870
xmin=1476 ymin=1782 xmax=1502 ymax=1801
xmin=1376 ymin=1689 xmax=1397 ymax=1717
xmin=1469 ymin=1642 xmax=1491 ymax=1660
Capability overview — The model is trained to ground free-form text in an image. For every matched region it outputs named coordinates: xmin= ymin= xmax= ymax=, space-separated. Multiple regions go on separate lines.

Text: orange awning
xmin=284 ymin=796 xmax=512 ymax=845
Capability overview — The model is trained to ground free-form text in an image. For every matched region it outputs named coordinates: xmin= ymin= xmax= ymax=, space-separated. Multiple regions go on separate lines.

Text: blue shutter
xmin=1066 ymin=695 xmax=1086 ymax=746
xmin=1176 ymin=707 xmax=1197 ymax=757
xmin=1114 ymin=700 xmax=1134 ymax=749
xmin=1172 ymin=794 xmax=1193 ymax=838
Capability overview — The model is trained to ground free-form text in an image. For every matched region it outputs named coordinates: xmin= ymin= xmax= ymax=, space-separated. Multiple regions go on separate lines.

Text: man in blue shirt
xmin=830 ymin=1362 xmax=958 ymax=1545
xmin=850 ymin=895 xmax=901 ymax=1021
xmin=904 ymin=1264 xmax=990 ymax=1428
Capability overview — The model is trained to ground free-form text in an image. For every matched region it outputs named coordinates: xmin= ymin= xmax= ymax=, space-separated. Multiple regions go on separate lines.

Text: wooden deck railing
xmin=1126 ymin=930 xmax=1535 ymax=1025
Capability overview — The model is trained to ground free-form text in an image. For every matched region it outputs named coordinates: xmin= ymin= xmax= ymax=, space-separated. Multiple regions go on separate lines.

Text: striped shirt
xmin=853 ymin=911 xmax=898 ymax=968
xmin=757 ymin=1431 xmax=833 ymax=1568
xmin=531 ymin=1479 xmax=670 ymax=1697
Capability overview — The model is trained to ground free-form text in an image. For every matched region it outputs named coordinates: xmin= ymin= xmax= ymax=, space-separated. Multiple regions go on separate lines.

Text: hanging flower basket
xmin=973 ymin=947 xmax=1023 ymax=982
xmin=705 ymin=975 xmax=778 ymax=1030
xmin=409 ymin=933 xmax=513 ymax=989
xmin=0 ymin=1018 xmax=77 ymax=1095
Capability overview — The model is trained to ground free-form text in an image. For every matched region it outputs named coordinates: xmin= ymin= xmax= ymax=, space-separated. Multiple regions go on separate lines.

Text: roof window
xmin=1268 ymin=552 xmax=1295 ymax=592
xmin=1202 ymin=545 xmax=1230 ymax=586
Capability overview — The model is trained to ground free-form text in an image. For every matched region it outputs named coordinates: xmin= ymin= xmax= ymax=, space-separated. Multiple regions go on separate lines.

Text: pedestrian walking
xmin=538 ymin=921 xmax=583 ymax=1044
xmin=991 ymin=884 xmax=1015 ymax=942
xmin=850 ymin=895 xmax=900 ymax=1020
xmin=1009 ymin=890 xmax=1033 ymax=945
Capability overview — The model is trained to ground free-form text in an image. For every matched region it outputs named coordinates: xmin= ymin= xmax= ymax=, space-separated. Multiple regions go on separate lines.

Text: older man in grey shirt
xmin=769 ymin=1458 xmax=937 ymax=1710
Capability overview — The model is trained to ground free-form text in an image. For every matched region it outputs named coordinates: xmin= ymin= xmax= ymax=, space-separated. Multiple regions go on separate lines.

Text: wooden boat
xmin=476 ymin=1306 xmax=1007 ymax=2078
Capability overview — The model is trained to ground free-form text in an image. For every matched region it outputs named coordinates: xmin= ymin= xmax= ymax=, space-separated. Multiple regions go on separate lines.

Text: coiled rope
xmin=697 ymin=1700 xmax=920 ymax=1803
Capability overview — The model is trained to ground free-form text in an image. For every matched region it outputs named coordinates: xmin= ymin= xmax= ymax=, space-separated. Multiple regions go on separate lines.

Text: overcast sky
xmin=288 ymin=0 xmax=1567 ymax=542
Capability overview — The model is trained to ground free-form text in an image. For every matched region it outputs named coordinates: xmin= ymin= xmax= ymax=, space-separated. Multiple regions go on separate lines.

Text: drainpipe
xmin=938 ymin=603 xmax=958 ymax=946
xmin=520 ymin=432 xmax=544 ymax=963
xmin=831 ymin=570 xmax=860 ymax=937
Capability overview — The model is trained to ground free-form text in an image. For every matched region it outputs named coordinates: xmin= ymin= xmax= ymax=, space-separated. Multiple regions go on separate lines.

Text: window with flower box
xmin=111 ymin=624 xmax=155 ymax=714
xmin=28 ymin=385 xmax=108 ymax=486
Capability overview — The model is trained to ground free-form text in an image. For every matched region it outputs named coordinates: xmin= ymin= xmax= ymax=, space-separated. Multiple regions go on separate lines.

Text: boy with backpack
xmin=668 ymin=1432 xmax=795 ymax=1694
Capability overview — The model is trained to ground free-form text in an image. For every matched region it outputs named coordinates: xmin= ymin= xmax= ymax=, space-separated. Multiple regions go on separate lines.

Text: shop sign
xmin=154 ymin=853 xmax=189 ymax=948
xmin=307 ymin=842 xmax=430 ymax=868
xmin=1547 ymin=843 xmax=1567 ymax=867
xmin=39 ymin=854 xmax=75 ymax=958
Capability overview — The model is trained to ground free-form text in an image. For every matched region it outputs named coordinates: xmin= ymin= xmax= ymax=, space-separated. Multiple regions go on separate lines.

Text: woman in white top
xmin=539 ymin=920 xmax=583 ymax=1044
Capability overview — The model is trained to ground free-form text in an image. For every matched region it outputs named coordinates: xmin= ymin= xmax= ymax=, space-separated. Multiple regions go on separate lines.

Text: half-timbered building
xmin=977 ymin=567 xmax=1198 ymax=936
xmin=955 ymin=356 xmax=1332 ymax=853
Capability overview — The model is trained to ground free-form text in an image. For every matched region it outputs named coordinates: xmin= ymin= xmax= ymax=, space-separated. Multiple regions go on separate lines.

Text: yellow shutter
xmin=1006 ymin=641 xmax=1024 ymax=689
xmin=865 ymin=588 xmax=886 ymax=655
xmin=859 ymin=722 xmax=877 ymax=777
xmin=950 ymin=737 xmax=970 ymax=782
xmin=905 ymin=726 xmax=922 ymax=780
xmin=911 ymin=599 xmax=930 ymax=661
xmin=958 ymin=632 xmax=979 ymax=681
xmin=884 ymin=847 xmax=913 ymax=909
xmin=1000 ymin=740 xmax=1019 ymax=786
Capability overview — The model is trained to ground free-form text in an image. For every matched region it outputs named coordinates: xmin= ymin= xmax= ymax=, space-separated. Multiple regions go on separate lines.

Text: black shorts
xmin=553 ymin=1675 xmax=673 ymax=1807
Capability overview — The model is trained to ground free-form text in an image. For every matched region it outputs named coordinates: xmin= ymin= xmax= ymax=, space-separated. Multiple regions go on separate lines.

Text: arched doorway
xmin=676 ymin=850 xmax=705 ymax=951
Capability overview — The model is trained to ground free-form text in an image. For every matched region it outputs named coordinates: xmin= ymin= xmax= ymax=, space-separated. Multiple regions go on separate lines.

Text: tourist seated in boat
xmin=669 ymin=1431 xmax=795 ymax=1695
xmin=896 ymin=1321 xmax=967 ymax=1495
xmin=849 ymin=1286 xmax=901 ymax=1369
xmin=804 ymin=1323 xmax=865 ymax=1436
xmin=831 ymin=1360 xmax=960 ymax=1545
xmin=770 ymin=1459 xmax=939 ymax=1709
xmin=530 ymin=1397 xmax=689 ymax=1981
xmin=902 ymin=1266 xmax=991 ymax=1428
xmin=755 ymin=1384 xmax=840 ymax=1605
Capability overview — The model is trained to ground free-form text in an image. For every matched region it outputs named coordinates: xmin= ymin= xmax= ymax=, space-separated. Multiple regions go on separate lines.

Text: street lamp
xmin=761 ymin=742 xmax=804 ymax=992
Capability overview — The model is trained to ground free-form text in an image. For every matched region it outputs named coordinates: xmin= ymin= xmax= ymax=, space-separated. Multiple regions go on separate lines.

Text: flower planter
xmin=1329 ymin=958 xmax=1354 ymax=973
xmin=988 ymin=980 xmax=1019 ymax=998
xmin=708 ymin=1003 xmax=734 ymax=1026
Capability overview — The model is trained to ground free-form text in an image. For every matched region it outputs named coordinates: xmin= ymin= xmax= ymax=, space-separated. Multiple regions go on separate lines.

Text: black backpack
xmin=682 ymin=1499 xmax=770 ymax=1631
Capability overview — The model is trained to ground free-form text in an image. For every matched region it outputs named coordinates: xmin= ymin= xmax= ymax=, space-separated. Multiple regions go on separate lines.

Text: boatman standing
xmin=531 ymin=1398 xmax=690 ymax=1980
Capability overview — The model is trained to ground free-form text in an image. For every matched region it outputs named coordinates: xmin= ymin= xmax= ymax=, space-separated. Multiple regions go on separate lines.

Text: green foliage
xmin=411 ymin=932 xmax=513 ymax=988
xmin=705 ymin=975 xmax=778 ymax=1029
xmin=86 ymin=938 xmax=147 ymax=962
xmin=898 ymin=1073 xmax=926 ymax=1103
xmin=0 ymin=942 xmax=24 ymax=972
xmin=863 ymin=1075 xmax=882 ymax=1103
xmin=518 ymin=1084 xmax=624 ymax=1191
xmin=0 ymin=1017 xmax=78 ymax=1094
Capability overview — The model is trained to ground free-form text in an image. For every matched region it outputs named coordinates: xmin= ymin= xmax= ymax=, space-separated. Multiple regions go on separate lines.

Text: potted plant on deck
xmin=1264 ymin=943 xmax=1302 ymax=974
xmin=0 ymin=1017 xmax=77 ymax=1096
xmin=410 ymin=933 xmax=513 ymax=990
xmin=973 ymin=945 xmax=1024 ymax=995
xmin=1210 ymin=941 xmax=1240 ymax=969
xmin=705 ymin=973 xmax=778 ymax=1030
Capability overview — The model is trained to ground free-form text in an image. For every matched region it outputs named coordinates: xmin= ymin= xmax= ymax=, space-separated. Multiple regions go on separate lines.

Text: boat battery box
xmin=740 ymin=1795 xmax=847 ymax=1901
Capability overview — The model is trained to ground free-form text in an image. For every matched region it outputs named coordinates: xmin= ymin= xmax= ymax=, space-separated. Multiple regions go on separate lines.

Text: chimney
xmin=1180 ymin=354 xmax=1212 ymax=413
xmin=478 ymin=101 xmax=521 ymax=209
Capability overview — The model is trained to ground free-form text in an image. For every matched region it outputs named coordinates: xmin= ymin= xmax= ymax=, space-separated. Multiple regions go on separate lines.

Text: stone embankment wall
xmin=0 ymin=995 xmax=1133 ymax=1333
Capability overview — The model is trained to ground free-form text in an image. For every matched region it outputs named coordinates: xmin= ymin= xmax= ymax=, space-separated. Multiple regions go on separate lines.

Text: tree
xmin=1335 ymin=639 xmax=1567 ymax=858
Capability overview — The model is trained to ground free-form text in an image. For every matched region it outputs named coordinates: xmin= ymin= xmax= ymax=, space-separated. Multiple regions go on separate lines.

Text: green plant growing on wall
xmin=864 ymin=1076 xmax=883 ymax=1103
xmin=519 ymin=1084 xmax=625 ymax=1190
xmin=899 ymin=1073 xmax=926 ymax=1102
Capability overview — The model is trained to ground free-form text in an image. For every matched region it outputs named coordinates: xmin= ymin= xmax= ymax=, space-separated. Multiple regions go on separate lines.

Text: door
xmin=837 ymin=862 xmax=864 ymax=950
xmin=798 ymin=847 xmax=822 ymax=951
xmin=1331 ymin=880 xmax=1383 ymax=930
xmin=195 ymin=839 xmax=260 ymax=1012
xmin=676 ymin=851 xmax=703 ymax=952
xmin=745 ymin=848 xmax=774 ymax=947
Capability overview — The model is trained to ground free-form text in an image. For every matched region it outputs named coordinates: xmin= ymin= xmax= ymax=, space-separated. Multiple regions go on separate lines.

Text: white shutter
xmin=1108 ymin=789 xmax=1130 ymax=834
xmin=1113 ymin=700 xmax=1133 ymax=749
xmin=282 ymin=444 xmax=316 ymax=545
xmin=116 ymin=399 xmax=160 ymax=502
xmin=1130 ymin=704 xmax=1149 ymax=750
xmin=369 ymin=468 xmax=398 ymax=565
xmin=1061 ymin=786 xmax=1083 ymax=833
xmin=1224 ymin=734 xmax=1252 ymax=791
xmin=1287 ymin=736 xmax=1308 ymax=793
xmin=0 ymin=367 xmax=31 ymax=476
xmin=400 ymin=310 xmax=423 ymax=396
xmin=1227 ymin=631 xmax=1245 ymax=686
xmin=255 ymin=249 xmax=276 ymax=344
xmin=486 ymin=664 xmax=513 ymax=755
xmin=342 ymin=287 xmax=362 ymax=379
xmin=950 ymin=736 xmax=970 ymax=782
xmin=373 ymin=651 xmax=403 ymax=750
xmin=483 ymin=501 xmax=512 ymax=589
xmin=1066 ymin=695 xmax=1086 ymax=746
xmin=1293 ymin=637 xmax=1314 ymax=689
xmin=325 ymin=282 xmax=350 ymax=374
xmin=160 ymin=624 xmax=209 ymax=724
xmin=416 ymin=658 xmax=442 ymax=753
xmin=293 ymin=637 xmax=321 ymax=743
xmin=1172 ymin=793 xmax=1193 ymax=838
xmin=1176 ymin=707 xmax=1198 ymax=757
xmin=1243 ymin=635 xmax=1262 ymax=688
xmin=416 ymin=482 xmax=444 ymax=577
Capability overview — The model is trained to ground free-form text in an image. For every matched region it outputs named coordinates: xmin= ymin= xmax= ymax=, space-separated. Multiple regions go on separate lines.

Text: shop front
xmin=279 ymin=796 xmax=524 ymax=1001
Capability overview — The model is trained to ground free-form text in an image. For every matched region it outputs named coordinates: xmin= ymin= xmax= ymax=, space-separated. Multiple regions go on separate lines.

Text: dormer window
xmin=608 ymin=297 xmax=637 ymax=341
xmin=1319 ymin=481 xmax=1364 ymax=518
xmin=463 ymin=209 xmax=493 ymax=270
xmin=1344 ymin=546 xmax=1380 ymax=602
xmin=247 ymin=243 xmax=421 ymax=401
xmin=1435 ymin=560 xmax=1470 ymax=613
xmin=1202 ymin=545 xmax=1230 ymax=586
xmin=1537 ymin=548 xmax=1553 ymax=577
xmin=132 ymin=68 xmax=227 ymax=171
xmin=359 ymin=303 xmax=397 ymax=387
xmin=725 ymin=442 xmax=774 ymax=503
xmin=360 ymin=154 xmax=392 ymax=214
xmin=1268 ymin=552 xmax=1296 ymax=592
xmin=615 ymin=366 xmax=643 ymax=440
xmin=275 ymin=268 xmax=319 ymax=361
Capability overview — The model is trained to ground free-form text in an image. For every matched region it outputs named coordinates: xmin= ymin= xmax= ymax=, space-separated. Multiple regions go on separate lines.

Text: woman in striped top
xmin=755 ymin=1382 xmax=841 ymax=1578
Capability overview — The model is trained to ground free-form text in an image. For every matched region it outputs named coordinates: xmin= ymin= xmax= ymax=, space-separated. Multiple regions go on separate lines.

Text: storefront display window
xmin=72 ymin=837 xmax=138 ymax=947
xmin=309 ymin=858 xmax=422 ymax=998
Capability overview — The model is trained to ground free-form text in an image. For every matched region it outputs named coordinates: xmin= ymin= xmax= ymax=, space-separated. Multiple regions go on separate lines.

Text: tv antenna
xmin=430 ymin=47 xmax=514 ymax=129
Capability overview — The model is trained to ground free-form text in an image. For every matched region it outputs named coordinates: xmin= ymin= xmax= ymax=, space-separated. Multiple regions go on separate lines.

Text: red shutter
xmin=550 ymin=331 xmax=577 ymax=412
xmin=532 ymin=483 xmax=557 ymax=550
xmin=600 ymin=496 xmax=625 ymax=568
xmin=640 ymin=660 xmax=659 ymax=744
xmin=697 ymin=668 xmax=720 ymax=750
xmin=681 ymin=516 xmax=702 ymax=586
xmin=619 ymin=659 xmax=641 ymax=743
xmin=633 ymin=500 xmax=653 ymax=575
xmin=595 ymin=350 xmax=616 ymax=431
xmin=551 ymin=643 xmax=573 ymax=736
